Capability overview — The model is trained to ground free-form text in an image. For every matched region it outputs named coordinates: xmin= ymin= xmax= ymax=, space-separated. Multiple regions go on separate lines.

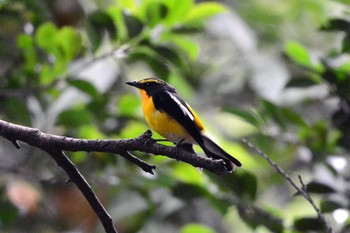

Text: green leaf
xmin=17 ymin=34 xmax=33 ymax=50
xmin=152 ymin=45 xmax=186 ymax=69
xmin=238 ymin=205 xmax=284 ymax=233
xmin=107 ymin=7 xmax=128 ymax=41
xmin=56 ymin=27 xmax=82 ymax=61
xmin=39 ymin=64 xmax=55 ymax=85
xmin=261 ymin=100 xmax=287 ymax=129
xmin=123 ymin=12 xmax=144 ymax=39
xmin=118 ymin=94 xmax=140 ymax=117
xmin=4 ymin=98 xmax=31 ymax=125
xmin=57 ymin=108 xmax=93 ymax=127
xmin=285 ymin=41 xmax=314 ymax=69
xmin=160 ymin=33 xmax=199 ymax=61
xmin=224 ymin=107 xmax=263 ymax=127
xmin=285 ymin=77 xmax=320 ymax=88
xmin=172 ymin=183 xmax=208 ymax=201
xmin=342 ymin=34 xmax=350 ymax=53
xmin=280 ymin=108 xmax=308 ymax=127
xmin=208 ymin=170 xmax=257 ymax=201
xmin=0 ymin=202 xmax=18 ymax=229
xmin=86 ymin=10 xmax=117 ymax=51
xmin=293 ymin=217 xmax=325 ymax=232
xmin=184 ymin=2 xmax=227 ymax=23
xmin=17 ymin=34 xmax=37 ymax=70
xmin=320 ymin=199 xmax=345 ymax=213
xmin=145 ymin=2 xmax=168 ymax=27
xmin=35 ymin=22 xmax=57 ymax=52
xmin=321 ymin=18 xmax=350 ymax=33
xmin=171 ymin=163 xmax=205 ymax=186
xmin=128 ymin=46 xmax=170 ymax=80
xmin=78 ymin=125 xmax=105 ymax=139
xmin=68 ymin=79 xmax=100 ymax=98
xmin=180 ymin=223 xmax=216 ymax=233
xmin=164 ymin=0 xmax=193 ymax=24
xmin=305 ymin=181 xmax=336 ymax=194
xmin=89 ymin=10 xmax=117 ymax=37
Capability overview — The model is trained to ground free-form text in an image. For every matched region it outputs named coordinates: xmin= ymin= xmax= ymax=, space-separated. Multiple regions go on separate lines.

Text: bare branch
xmin=0 ymin=120 xmax=229 ymax=175
xmin=47 ymin=150 xmax=117 ymax=233
xmin=0 ymin=119 xmax=230 ymax=233
xmin=241 ymin=138 xmax=333 ymax=233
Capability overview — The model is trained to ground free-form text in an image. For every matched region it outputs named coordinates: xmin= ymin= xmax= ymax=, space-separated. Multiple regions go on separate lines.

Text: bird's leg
xmin=174 ymin=140 xmax=196 ymax=161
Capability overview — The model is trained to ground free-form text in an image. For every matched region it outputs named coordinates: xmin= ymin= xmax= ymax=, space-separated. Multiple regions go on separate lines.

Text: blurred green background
xmin=1 ymin=0 xmax=350 ymax=232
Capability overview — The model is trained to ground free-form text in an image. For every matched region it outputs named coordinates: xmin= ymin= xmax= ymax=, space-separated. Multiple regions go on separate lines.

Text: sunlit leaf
xmin=107 ymin=7 xmax=128 ymax=41
xmin=145 ymin=2 xmax=168 ymax=27
xmin=164 ymin=0 xmax=193 ymax=24
xmin=78 ymin=125 xmax=105 ymax=139
xmin=69 ymin=151 xmax=87 ymax=164
xmin=180 ymin=223 xmax=215 ymax=233
xmin=285 ymin=41 xmax=314 ymax=69
xmin=171 ymin=163 xmax=205 ymax=186
xmin=184 ymin=2 xmax=227 ymax=23
xmin=17 ymin=34 xmax=33 ymax=50
xmin=39 ymin=64 xmax=55 ymax=85
xmin=35 ymin=22 xmax=57 ymax=52
xmin=56 ymin=27 xmax=82 ymax=61
xmin=160 ymin=33 xmax=199 ymax=61
xmin=17 ymin=34 xmax=37 ymax=70
xmin=119 ymin=121 xmax=148 ymax=139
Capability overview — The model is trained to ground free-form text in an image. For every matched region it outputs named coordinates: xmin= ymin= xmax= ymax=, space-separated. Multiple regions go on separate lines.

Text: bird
xmin=126 ymin=78 xmax=241 ymax=172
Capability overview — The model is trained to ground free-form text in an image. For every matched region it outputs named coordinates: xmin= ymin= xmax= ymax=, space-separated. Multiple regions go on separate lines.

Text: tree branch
xmin=241 ymin=138 xmax=333 ymax=233
xmin=0 ymin=119 xmax=230 ymax=233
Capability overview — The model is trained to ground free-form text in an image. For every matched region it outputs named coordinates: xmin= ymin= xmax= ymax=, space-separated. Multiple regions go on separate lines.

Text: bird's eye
xmin=146 ymin=82 xmax=151 ymax=86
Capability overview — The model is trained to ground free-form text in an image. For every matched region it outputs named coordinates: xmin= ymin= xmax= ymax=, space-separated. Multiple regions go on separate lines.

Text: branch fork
xmin=0 ymin=120 xmax=231 ymax=233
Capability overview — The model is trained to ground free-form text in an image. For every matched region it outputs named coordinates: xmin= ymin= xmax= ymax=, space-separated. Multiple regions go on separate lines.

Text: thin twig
xmin=47 ymin=150 xmax=117 ymax=233
xmin=241 ymin=138 xmax=333 ymax=233
xmin=0 ymin=45 xmax=130 ymax=98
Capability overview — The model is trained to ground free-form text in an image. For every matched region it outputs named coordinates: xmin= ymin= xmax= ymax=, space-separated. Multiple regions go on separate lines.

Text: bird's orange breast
xmin=138 ymin=89 xmax=196 ymax=144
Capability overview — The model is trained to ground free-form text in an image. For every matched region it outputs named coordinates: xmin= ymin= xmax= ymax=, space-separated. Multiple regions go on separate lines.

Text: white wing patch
xmin=167 ymin=92 xmax=194 ymax=120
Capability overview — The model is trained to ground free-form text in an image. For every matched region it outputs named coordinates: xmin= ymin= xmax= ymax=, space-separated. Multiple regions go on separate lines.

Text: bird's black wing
xmin=152 ymin=90 xmax=204 ymax=146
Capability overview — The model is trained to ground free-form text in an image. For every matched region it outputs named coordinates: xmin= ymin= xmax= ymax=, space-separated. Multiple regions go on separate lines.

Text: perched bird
xmin=126 ymin=78 xmax=241 ymax=172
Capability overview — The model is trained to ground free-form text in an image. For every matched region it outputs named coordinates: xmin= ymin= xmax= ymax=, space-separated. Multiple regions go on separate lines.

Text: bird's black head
xmin=126 ymin=78 xmax=175 ymax=96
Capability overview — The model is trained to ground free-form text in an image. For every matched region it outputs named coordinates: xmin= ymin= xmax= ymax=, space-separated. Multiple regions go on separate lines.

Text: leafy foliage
xmin=1 ymin=0 xmax=350 ymax=232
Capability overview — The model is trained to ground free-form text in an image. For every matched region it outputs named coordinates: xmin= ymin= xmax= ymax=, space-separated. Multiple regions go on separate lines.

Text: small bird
xmin=126 ymin=78 xmax=241 ymax=172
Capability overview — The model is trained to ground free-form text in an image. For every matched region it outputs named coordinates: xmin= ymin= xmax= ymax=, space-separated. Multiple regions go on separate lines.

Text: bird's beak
xmin=126 ymin=81 xmax=138 ymax=87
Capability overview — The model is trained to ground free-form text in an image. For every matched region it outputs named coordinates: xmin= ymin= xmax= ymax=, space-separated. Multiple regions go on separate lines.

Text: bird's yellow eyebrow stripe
xmin=138 ymin=78 xmax=163 ymax=84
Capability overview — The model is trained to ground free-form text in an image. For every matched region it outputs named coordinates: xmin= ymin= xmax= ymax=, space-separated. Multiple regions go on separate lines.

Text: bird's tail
xmin=201 ymin=134 xmax=242 ymax=172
